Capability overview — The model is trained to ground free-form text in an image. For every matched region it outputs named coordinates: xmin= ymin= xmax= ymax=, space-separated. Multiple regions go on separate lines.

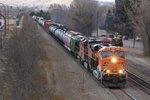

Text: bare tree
xmin=136 ymin=0 xmax=150 ymax=57
xmin=2 ymin=15 xmax=51 ymax=100
xmin=68 ymin=0 xmax=99 ymax=36
xmin=47 ymin=1 xmax=114 ymax=36
xmin=48 ymin=4 xmax=68 ymax=24
xmin=123 ymin=0 xmax=150 ymax=57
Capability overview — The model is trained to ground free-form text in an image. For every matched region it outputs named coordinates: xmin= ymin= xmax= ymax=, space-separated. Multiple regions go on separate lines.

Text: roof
xmin=99 ymin=46 xmax=126 ymax=52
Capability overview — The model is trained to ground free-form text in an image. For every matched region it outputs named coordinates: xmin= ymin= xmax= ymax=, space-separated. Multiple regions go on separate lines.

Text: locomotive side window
xmin=114 ymin=51 xmax=125 ymax=58
xmin=102 ymin=51 xmax=112 ymax=58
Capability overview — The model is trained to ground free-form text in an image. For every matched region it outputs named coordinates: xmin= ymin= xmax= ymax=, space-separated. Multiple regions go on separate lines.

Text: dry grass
xmin=0 ymin=15 xmax=51 ymax=100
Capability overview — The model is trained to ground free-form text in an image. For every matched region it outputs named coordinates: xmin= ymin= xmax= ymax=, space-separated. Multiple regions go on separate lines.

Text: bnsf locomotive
xmin=79 ymin=39 xmax=126 ymax=87
xmin=32 ymin=16 xmax=127 ymax=87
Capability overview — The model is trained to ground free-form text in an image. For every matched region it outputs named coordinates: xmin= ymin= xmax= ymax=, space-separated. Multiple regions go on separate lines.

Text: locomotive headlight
xmin=119 ymin=69 xmax=123 ymax=74
xmin=111 ymin=57 xmax=117 ymax=63
xmin=106 ymin=70 xmax=110 ymax=74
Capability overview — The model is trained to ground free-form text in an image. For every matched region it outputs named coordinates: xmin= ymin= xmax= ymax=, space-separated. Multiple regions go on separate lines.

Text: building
xmin=7 ymin=18 xmax=17 ymax=30
xmin=0 ymin=19 xmax=4 ymax=29
xmin=0 ymin=18 xmax=17 ymax=30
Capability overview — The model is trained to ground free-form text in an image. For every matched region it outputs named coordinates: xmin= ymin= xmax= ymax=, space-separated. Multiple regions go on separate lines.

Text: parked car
xmin=123 ymin=35 xmax=128 ymax=40
xmin=0 ymin=24 xmax=4 ymax=29
xmin=135 ymin=36 xmax=142 ymax=41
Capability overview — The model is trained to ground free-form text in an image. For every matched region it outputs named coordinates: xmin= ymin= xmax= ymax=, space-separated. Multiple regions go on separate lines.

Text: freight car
xmin=43 ymin=20 xmax=55 ymax=32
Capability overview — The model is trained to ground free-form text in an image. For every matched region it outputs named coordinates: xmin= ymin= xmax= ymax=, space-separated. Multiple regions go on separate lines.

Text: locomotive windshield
xmin=114 ymin=51 xmax=125 ymax=58
xmin=102 ymin=51 xmax=112 ymax=58
xmin=101 ymin=51 xmax=125 ymax=59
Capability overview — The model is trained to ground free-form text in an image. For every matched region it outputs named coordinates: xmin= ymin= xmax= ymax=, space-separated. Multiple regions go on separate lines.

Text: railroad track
xmin=110 ymin=89 xmax=136 ymax=100
xmin=127 ymin=60 xmax=150 ymax=78
xmin=127 ymin=71 xmax=150 ymax=94
xmin=121 ymin=89 xmax=137 ymax=100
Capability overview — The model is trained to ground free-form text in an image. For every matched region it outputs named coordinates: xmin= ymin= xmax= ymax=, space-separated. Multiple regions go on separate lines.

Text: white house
xmin=0 ymin=19 xmax=4 ymax=29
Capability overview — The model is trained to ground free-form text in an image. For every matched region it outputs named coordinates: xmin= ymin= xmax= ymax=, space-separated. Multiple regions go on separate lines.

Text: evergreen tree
xmin=114 ymin=0 xmax=141 ymax=37
xmin=105 ymin=9 xmax=114 ymax=32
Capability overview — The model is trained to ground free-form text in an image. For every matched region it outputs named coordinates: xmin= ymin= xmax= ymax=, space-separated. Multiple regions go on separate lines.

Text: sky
xmin=0 ymin=0 xmax=115 ymax=8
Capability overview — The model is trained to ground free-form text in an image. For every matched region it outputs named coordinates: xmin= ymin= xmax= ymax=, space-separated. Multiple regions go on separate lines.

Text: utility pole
xmin=7 ymin=6 xmax=9 ymax=31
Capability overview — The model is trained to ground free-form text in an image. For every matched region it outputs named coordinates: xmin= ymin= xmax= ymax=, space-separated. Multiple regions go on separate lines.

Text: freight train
xmin=32 ymin=16 xmax=127 ymax=87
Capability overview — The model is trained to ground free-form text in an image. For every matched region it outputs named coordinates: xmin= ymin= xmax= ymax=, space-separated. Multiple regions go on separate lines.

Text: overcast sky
xmin=0 ymin=0 xmax=115 ymax=7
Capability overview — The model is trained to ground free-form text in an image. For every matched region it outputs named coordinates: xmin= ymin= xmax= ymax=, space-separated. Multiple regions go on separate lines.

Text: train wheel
xmin=101 ymin=81 xmax=108 ymax=87
xmin=88 ymin=65 xmax=93 ymax=73
xmin=101 ymin=80 xmax=106 ymax=87
xmin=79 ymin=57 xmax=84 ymax=65
xmin=87 ymin=65 xmax=90 ymax=72
xmin=78 ymin=57 xmax=81 ymax=62
xmin=75 ymin=54 xmax=77 ymax=59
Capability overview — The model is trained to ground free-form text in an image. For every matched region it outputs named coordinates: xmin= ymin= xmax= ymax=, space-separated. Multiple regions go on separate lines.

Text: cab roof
xmin=99 ymin=46 xmax=126 ymax=52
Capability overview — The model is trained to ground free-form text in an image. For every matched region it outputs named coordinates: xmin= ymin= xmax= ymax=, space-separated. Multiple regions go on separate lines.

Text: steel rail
xmin=121 ymin=89 xmax=137 ymax=100
xmin=127 ymin=70 xmax=150 ymax=94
